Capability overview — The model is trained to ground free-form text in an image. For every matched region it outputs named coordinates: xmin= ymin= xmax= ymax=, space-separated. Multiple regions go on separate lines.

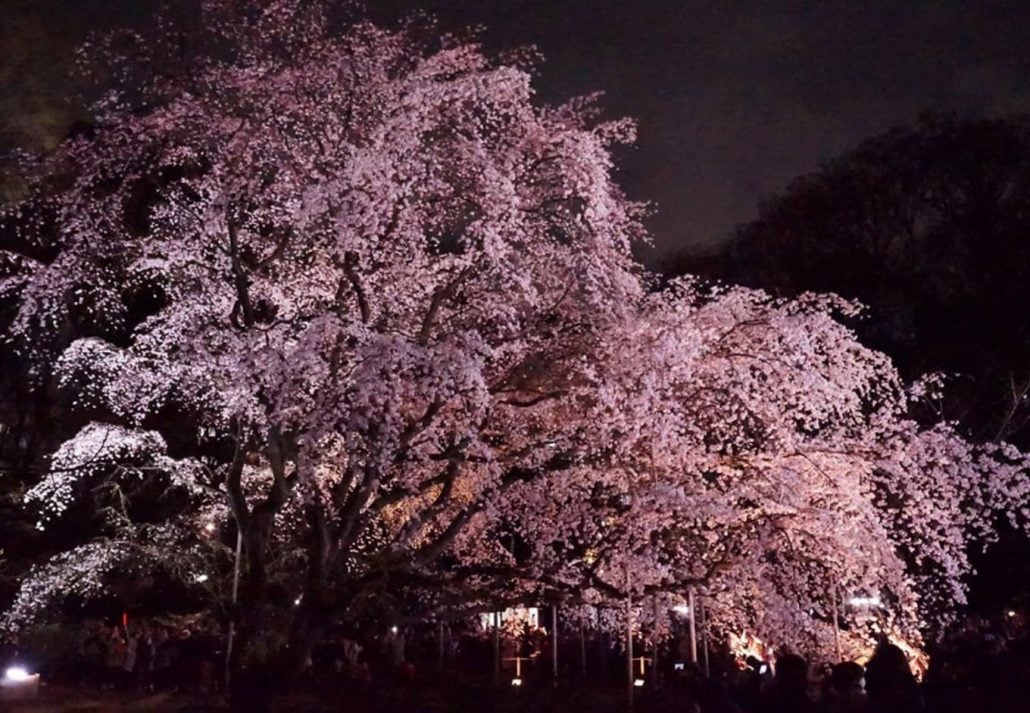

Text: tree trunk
xmin=227 ymin=520 xmax=278 ymax=710
xmin=280 ymin=595 xmax=328 ymax=684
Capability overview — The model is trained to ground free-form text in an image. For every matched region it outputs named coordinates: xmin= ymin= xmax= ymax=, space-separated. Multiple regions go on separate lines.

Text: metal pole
xmin=688 ymin=587 xmax=697 ymax=665
xmin=626 ymin=569 xmax=634 ymax=710
xmin=700 ymin=600 xmax=710 ymax=678
xmin=493 ymin=611 xmax=501 ymax=685
xmin=552 ymin=604 xmax=559 ymax=686
xmin=832 ymin=585 xmax=843 ymax=662
xmin=225 ymin=528 xmax=243 ymax=688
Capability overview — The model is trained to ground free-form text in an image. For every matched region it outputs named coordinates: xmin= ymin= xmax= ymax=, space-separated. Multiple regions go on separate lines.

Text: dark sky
xmin=4 ymin=1 xmax=1030 ymax=262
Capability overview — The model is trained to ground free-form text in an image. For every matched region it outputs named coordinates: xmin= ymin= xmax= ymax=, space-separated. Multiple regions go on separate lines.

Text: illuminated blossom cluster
xmin=26 ymin=423 xmax=166 ymax=526
xmin=3 ymin=541 xmax=134 ymax=631
xmin=478 ymin=285 xmax=1030 ymax=658
xmin=3 ymin=526 xmax=214 ymax=632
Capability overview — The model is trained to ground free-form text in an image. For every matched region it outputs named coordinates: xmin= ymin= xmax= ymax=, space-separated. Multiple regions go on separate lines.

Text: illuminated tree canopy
xmin=1 ymin=0 xmax=1026 ymax=674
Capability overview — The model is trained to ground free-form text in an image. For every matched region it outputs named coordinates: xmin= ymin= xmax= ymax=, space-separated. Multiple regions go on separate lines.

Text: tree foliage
xmin=697 ymin=114 xmax=1030 ymax=447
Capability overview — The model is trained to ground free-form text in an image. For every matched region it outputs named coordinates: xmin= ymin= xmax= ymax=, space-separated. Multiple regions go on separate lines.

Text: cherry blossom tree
xmin=2 ymin=0 xmax=645 ymax=681
xmin=459 ymin=284 xmax=1030 ymax=663
xmin=1 ymin=0 xmax=1026 ymax=688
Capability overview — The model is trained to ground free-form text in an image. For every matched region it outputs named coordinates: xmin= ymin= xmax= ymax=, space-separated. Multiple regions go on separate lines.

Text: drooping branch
xmin=417 ymin=267 xmax=473 ymax=345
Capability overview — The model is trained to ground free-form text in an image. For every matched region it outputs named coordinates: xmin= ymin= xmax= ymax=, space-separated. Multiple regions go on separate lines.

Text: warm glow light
xmin=672 ymin=605 xmax=690 ymax=615
xmin=728 ymin=631 xmax=771 ymax=668
xmin=479 ymin=606 xmax=539 ymax=631
xmin=391 ymin=626 xmax=398 ymax=634
xmin=4 ymin=666 xmax=30 ymax=682
xmin=511 ymin=678 xmax=522 ymax=687
xmin=1007 ymin=610 xmax=1017 ymax=618
xmin=203 ymin=522 xmax=216 ymax=534
xmin=194 ymin=573 xmax=209 ymax=583
xmin=633 ymin=678 xmax=645 ymax=687
xmin=854 ymin=629 xmax=930 ymax=680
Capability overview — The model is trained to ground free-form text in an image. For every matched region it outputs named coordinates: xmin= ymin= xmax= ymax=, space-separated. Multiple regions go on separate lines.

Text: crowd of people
xmin=73 ymin=621 xmax=224 ymax=693
xmin=2 ymin=611 xmax=1027 ymax=711
xmin=686 ymin=645 xmax=923 ymax=713
xmin=292 ymin=614 xmax=1030 ymax=712
xmin=680 ymin=616 xmax=1030 ymax=713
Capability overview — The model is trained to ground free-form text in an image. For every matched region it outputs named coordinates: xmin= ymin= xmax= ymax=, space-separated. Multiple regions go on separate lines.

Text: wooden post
xmin=688 ymin=587 xmax=697 ymax=664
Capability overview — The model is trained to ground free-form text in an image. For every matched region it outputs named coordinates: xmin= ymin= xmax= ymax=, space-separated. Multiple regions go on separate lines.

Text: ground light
xmin=633 ymin=678 xmax=645 ymax=687
xmin=1 ymin=666 xmax=40 ymax=702
xmin=511 ymin=678 xmax=522 ymax=687
xmin=4 ymin=667 xmax=30 ymax=682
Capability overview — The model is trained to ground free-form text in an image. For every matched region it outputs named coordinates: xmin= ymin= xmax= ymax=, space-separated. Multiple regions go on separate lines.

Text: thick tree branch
xmin=417 ymin=267 xmax=473 ymax=345
xmin=227 ymin=214 xmax=256 ymax=328
xmin=341 ymin=251 xmax=370 ymax=323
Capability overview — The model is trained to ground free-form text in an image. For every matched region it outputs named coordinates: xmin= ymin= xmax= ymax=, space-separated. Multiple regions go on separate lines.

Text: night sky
xmin=4 ymin=0 xmax=1030 ymax=262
